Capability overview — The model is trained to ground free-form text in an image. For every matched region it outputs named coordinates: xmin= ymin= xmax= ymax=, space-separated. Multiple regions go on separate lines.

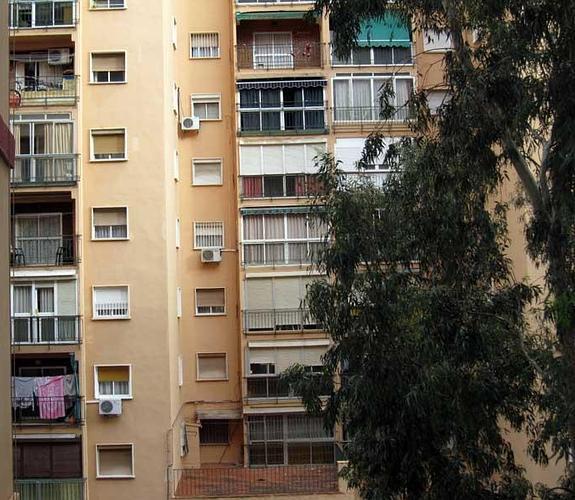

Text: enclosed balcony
xmin=243 ymin=308 xmax=321 ymax=332
xmin=9 ymin=0 xmax=77 ymax=29
xmin=11 ymin=194 xmax=79 ymax=267
xmin=12 ymin=316 xmax=81 ymax=345
xmin=246 ymin=374 xmax=330 ymax=400
xmin=12 ymin=113 xmax=77 ymax=186
xmin=14 ymin=479 xmax=85 ymax=500
xmin=238 ymin=79 xmax=327 ymax=136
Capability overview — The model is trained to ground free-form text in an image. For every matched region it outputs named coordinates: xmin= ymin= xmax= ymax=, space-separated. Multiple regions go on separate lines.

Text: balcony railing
xmin=246 ymin=374 xmax=330 ymax=399
xmin=11 ymin=76 xmax=78 ymax=106
xmin=237 ymin=43 xmax=323 ymax=71
xmin=14 ymin=479 xmax=84 ymax=500
xmin=11 ymin=155 xmax=78 ymax=186
xmin=9 ymin=0 xmax=77 ymax=29
xmin=243 ymin=308 xmax=321 ymax=333
xmin=344 ymin=170 xmax=391 ymax=188
xmin=171 ymin=465 xmax=338 ymax=498
xmin=240 ymin=174 xmax=323 ymax=199
xmin=12 ymin=396 xmax=82 ymax=425
xmin=11 ymin=235 xmax=80 ymax=267
xmin=331 ymin=105 xmax=413 ymax=125
xmin=11 ymin=316 xmax=81 ymax=344
xmin=243 ymin=241 xmax=326 ymax=266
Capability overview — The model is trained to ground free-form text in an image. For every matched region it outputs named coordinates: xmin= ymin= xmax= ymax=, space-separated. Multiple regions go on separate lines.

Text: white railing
xmin=94 ymin=302 xmax=129 ymax=319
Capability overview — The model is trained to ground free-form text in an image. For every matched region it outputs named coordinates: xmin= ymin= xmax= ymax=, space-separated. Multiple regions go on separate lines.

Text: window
xmin=191 ymin=94 xmax=221 ymax=120
xmin=332 ymin=74 xmax=414 ymax=121
xmin=92 ymin=0 xmax=125 ymax=9
xmin=92 ymin=207 xmax=128 ymax=240
xmin=93 ymin=286 xmax=129 ymax=319
xmin=238 ymin=82 xmax=326 ymax=133
xmin=332 ymin=46 xmax=412 ymax=66
xmin=14 ymin=440 xmax=82 ymax=479
xmin=95 ymin=365 xmax=131 ymax=399
xmin=96 ymin=444 xmax=134 ymax=478
xmin=90 ymin=129 xmax=126 ymax=161
xmin=423 ymin=30 xmax=453 ymax=52
xmin=200 ymin=420 xmax=229 ymax=444
xmin=195 ymin=288 xmax=225 ymax=316
xmin=253 ymin=32 xmax=293 ymax=69
xmin=190 ymin=33 xmax=220 ymax=59
xmin=194 ymin=222 xmax=224 ymax=249
xmin=90 ymin=52 xmax=126 ymax=83
xmin=197 ymin=353 xmax=228 ymax=380
xmin=192 ymin=159 xmax=222 ymax=185
xmin=247 ymin=415 xmax=334 ymax=465
xmin=242 ymin=211 xmax=327 ymax=265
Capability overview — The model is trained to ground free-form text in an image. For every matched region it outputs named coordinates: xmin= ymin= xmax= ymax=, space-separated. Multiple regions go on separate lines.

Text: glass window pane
xmin=282 ymin=88 xmax=302 ymax=108
xmin=373 ymin=47 xmax=393 ymax=65
xmin=352 ymin=47 xmax=371 ymax=65
xmin=263 ymin=176 xmax=284 ymax=197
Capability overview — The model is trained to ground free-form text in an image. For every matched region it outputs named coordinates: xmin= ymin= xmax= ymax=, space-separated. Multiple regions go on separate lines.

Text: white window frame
xmin=196 ymin=352 xmax=228 ymax=381
xmin=90 ymin=127 xmax=128 ymax=162
xmin=90 ymin=0 xmax=127 ymax=10
xmin=193 ymin=222 xmax=224 ymax=249
xmin=191 ymin=94 xmax=221 ymax=121
xmin=96 ymin=443 xmax=135 ymax=479
xmin=190 ymin=32 xmax=220 ymax=59
xmin=91 ymin=206 xmax=129 ymax=241
xmin=331 ymin=45 xmax=414 ymax=67
xmin=94 ymin=364 xmax=133 ymax=400
xmin=252 ymin=32 xmax=293 ymax=69
xmin=89 ymin=51 xmax=127 ymax=84
xmin=331 ymin=74 xmax=414 ymax=122
xmin=192 ymin=158 xmax=223 ymax=186
xmin=195 ymin=287 xmax=226 ymax=316
xmin=92 ymin=285 xmax=130 ymax=320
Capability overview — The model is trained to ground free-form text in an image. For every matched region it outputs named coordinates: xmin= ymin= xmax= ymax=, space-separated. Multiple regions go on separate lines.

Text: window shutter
xmin=196 ymin=289 xmax=225 ymax=308
xmin=92 ymin=53 xmax=125 ymax=71
xmin=98 ymin=366 xmax=130 ymax=383
xmin=262 ymin=145 xmax=284 ymax=174
xmin=305 ymin=143 xmax=326 ymax=173
xmin=245 ymin=278 xmax=273 ymax=310
xmin=198 ymin=354 xmax=226 ymax=379
xmin=240 ymin=146 xmax=262 ymax=175
xmin=93 ymin=208 xmax=126 ymax=226
xmin=194 ymin=161 xmax=221 ymax=184
xmin=92 ymin=130 xmax=125 ymax=155
xmin=272 ymin=277 xmax=302 ymax=309
xmin=98 ymin=446 xmax=133 ymax=476
xmin=94 ymin=286 xmax=127 ymax=304
xmin=335 ymin=138 xmax=365 ymax=172
xmin=283 ymin=144 xmax=306 ymax=173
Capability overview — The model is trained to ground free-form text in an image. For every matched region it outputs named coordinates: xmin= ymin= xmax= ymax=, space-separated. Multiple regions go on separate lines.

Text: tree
xmin=284 ymin=0 xmax=575 ymax=497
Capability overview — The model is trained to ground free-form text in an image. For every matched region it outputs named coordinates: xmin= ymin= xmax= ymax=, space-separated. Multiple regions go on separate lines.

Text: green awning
xmin=236 ymin=11 xmax=312 ymax=22
xmin=358 ymin=12 xmax=411 ymax=48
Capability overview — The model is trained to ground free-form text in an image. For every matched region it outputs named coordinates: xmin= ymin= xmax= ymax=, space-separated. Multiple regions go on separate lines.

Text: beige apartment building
xmin=5 ymin=1 xmax=557 ymax=499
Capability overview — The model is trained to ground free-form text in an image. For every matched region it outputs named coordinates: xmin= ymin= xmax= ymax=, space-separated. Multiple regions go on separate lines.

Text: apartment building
xmin=7 ymin=1 xmax=538 ymax=500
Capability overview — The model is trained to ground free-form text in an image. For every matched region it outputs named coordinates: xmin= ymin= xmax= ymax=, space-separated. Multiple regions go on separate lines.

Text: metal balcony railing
xmin=343 ymin=170 xmax=391 ymax=188
xmin=171 ymin=465 xmax=338 ymax=498
xmin=9 ymin=0 xmax=77 ymax=28
xmin=331 ymin=105 xmax=413 ymax=125
xmin=237 ymin=43 xmax=324 ymax=71
xmin=12 ymin=395 xmax=82 ymax=425
xmin=243 ymin=241 xmax=326 ymax=266
xmin=11 ymin=76 xmax=79 ymax=106
xmin=246 ymin=374 xmax=330 ymax=399
xmin=14 ymin=478 xmax=84 ymax=500
xmin=240 ymin=174 xmax=323 ymax=199
xmin=11 ymin=155 xmax=78 ymax=186
xmin=11 ymin=235 xmax=80 ymax=267
xmin=11 ymin=316 xmax=81 ymax=344
xmin=243 ymin=308 xmax=321 ymax=333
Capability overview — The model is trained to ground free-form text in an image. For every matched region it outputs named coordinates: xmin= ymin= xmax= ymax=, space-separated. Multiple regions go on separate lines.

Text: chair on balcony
xmin=10 ymin=246 xmax=25 ymax=266
xmin=55 ymin=242 xmax=73 ymax=265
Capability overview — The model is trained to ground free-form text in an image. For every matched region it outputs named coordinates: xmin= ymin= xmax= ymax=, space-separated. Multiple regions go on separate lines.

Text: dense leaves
xmin=284 ymin=0 xmax=575 ymax=497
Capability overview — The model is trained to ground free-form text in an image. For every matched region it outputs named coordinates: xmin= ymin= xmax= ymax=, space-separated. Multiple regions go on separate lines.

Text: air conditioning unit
xmin=180 ymin=116 xmax=200 ymax=131
xmin=48 ymin=48 xmax=72 ymax=65
xmin=201 ymin=248 xmax=222 ymax=263
xmin=98 ymin=398 xmax=122 ymax=416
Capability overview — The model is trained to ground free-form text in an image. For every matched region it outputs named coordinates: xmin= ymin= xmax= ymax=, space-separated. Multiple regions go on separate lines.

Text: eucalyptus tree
xmin=284 ymin=0 xmax=575 ymax=497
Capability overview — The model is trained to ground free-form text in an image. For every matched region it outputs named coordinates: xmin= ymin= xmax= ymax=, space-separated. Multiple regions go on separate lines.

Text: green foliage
xmin=283 ymin=0 xmax=575 ymax=496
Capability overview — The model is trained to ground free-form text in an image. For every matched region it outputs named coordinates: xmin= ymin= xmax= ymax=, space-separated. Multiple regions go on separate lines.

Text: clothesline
xmin=11 ymin=375 xmax=77 ymax=419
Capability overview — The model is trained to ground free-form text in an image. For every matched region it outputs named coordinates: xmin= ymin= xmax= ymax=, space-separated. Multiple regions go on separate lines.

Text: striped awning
xmin=237 ymin=79 xmax=327 ymax=90
xmin=236 ymin=11 xmax=313 ymax=22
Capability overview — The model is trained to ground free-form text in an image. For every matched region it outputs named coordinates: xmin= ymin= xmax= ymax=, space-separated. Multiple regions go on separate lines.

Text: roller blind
xmin=273 ymin=277 xmax=303 ymax=309
xmin=196 ymin=288 xmax=225 ymax=307
xmin=193 ymin=161 xmax=221 ymax=184
xmin=240 ymin=143 xmax=326 ymax=175
xmin=248 ymin=346 xmax=326 ymax=371
xmin=245 ymin=278 xmax=273 ymax=310
xmin=98 ymin=446 xmax=133 ymax=476
xmin=305 ymin=143 xmax=326 ymax=172
xmin=94 ymin=286 xmax=128 ymax=304
xmin=92 ymin=130 xmax=125 ymax=155
xmin=240 ymin=146 xmax=262 ymax=175
xmin=92 ymin=53 xmax=125 ymax=71
xmin=197 ymin=354 xmax=226 ymax=379
xmin=93 ymin=207 xmax=126 ymax=226
xmin=98 ymin=366 xmax=129 ymax=382
xmin=283 ymin=145 xmax=306 ymax=174
xmin=262 ymin=145 xmax=283 ymax=174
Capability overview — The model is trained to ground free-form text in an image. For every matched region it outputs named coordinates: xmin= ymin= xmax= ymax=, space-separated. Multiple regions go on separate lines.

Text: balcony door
xmin=12 ymin=284 xmax=56 ymax=343
xmin=14 ymin=213 xmax=62 ymax=265
xmin=253 ymin=33 xmax=293 ymax=69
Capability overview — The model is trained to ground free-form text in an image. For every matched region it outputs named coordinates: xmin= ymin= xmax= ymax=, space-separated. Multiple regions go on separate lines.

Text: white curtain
xmin=13 ymin=286 xmax=32 ymax=314
xmin=243 ymin=215 xmax=264 ymax=240
xmin=264 ymin=215 xmax=285 ymax=240
xmin=37 ymin=287 xmax=54 ymax=313
xmin=395 ymin=79 xmax=413 ymax=118
xmin=333 ymin=80 xmax=350 ymax=121
xmin=286 ymin=214 xmax=306 ymax=239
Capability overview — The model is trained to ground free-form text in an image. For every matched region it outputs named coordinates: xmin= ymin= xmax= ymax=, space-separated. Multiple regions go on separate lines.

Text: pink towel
xmin=36 ymin=376 xmax=66 ymax=419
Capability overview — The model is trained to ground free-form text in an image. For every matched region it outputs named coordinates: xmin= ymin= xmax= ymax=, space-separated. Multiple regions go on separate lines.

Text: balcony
xmin=343 ymin=170 xmax=390 ymax=188
xmin=9 ymin=0 xmax=77 ymax=29
xmin=243 ymin=241 xmax=325 ymax=266
xmin=12 ymin=76 xmax=78 ymax=107
xmin=331 ymin=105 xmax=413 ymax=126
xmin=246 ymin=374 xmax=330 ymax=400
xmin=12 ymin=395 xmax=82 ymax=425
xmin=243 ymin=308 xmax=321 ymax=333
xmin=11 ymin=235 xmax=80 ymax=267
xmin=12 ymin=155 xmax=78 ymax=186
xmin=237 ymin=42 xmax=323 ymax=71
xmin=171 ymin=465 xmax=338 ymax=498
xmin=240 ymin=174 xmax=322 ymax=199
xmin=14 ymin=479 xmax=84 ymax=500
xmin=11 ymin=316 xmax=81 ymax=344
